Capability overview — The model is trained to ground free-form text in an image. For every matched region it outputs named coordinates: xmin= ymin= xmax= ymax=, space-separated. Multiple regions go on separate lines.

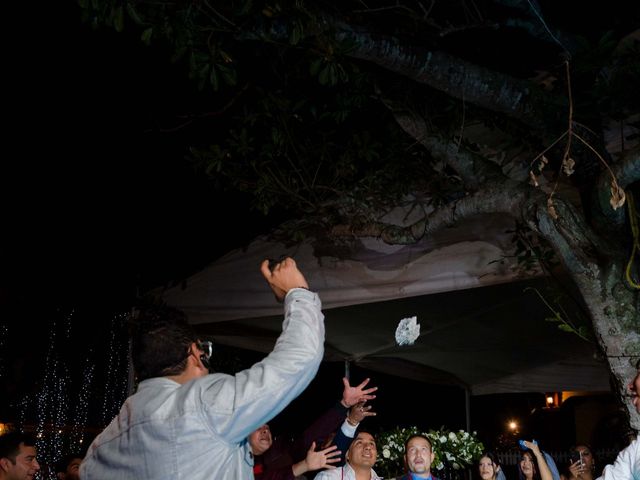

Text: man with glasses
xmin=81 ymin=257 xmax=326 ymax=480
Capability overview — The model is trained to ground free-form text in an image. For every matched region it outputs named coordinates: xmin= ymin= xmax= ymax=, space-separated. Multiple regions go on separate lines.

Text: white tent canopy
xmin=160 ymin=213 xmax=610 ymax=396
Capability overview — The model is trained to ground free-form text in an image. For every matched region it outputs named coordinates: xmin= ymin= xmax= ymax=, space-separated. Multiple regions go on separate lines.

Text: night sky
xmin=3 ymin=1 xmax=278 ymax=434
xmin=6 ymin=3 xmax=280 ymax=307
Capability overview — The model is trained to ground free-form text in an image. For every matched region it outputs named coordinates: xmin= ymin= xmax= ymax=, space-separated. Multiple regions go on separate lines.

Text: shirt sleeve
xmin=597 ymin=437 xmax=639 ymax=480
xmin=198 ymin=289 xmax=325 ymax=443
xmin=333 ymin=422 xmax=355 ymax=466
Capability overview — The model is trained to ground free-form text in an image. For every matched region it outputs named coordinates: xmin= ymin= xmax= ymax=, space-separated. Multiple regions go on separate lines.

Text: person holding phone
xmin=565 ymin=445 xmax=597 ymax=480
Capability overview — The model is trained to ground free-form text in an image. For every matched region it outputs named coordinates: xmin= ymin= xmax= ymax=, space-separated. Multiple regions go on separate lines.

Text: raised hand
xmin=568 ymin=460 xmax=585 ymax=479
xmin=348 ymin=401 xmax=376 ymax=424
xmin=341 ymin=377 xmax=377 ymax=407
xmin=523 ymin=440 xmax=541 ymax=456
xmin=260 ymin=257 xmax=309 ymax=302
xmin=300 ymin=442 xmax=341 ymax=473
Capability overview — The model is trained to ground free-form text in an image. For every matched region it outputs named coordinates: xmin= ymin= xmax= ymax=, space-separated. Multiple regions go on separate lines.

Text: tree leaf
xmin=113 ymin=5 xmax=124 ymax=32
xmin=141 ymin=28 xmax=153 ymax=46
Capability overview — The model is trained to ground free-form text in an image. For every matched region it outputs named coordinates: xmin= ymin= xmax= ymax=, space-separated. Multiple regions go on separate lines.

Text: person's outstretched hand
xmin=292 ymin=442 xmax=341 ymax=476
xmin=348 ymin=401 xmax=376 ymax=424
xmin=341 ymin=377 xmax=377 ymax=407
xmin=260 ymin=257 xmax=309 ymax=302
xmin=523 ymin=440 xmax=542 ymax=457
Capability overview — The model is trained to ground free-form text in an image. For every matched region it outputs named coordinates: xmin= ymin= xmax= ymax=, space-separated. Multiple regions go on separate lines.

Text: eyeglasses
xmin=197 ymin=340 xmax=213 ymax=370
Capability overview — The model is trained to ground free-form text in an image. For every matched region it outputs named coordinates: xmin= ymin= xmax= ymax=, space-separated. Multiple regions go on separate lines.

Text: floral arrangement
xmin=376 ymin=426 xmax=484 ymax=478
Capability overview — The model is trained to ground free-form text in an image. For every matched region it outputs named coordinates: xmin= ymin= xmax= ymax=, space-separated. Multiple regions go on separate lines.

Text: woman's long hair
xmin=518 ymin=451 xmax=542 ymax=480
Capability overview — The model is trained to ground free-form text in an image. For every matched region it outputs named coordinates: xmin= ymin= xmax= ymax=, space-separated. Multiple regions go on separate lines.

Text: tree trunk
xmin=535 ymin=199 xmax=640 ymax=429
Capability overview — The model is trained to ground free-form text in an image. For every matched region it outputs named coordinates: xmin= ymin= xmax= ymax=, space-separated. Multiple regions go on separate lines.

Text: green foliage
xmin=509 ymin=221 xmax=560 ymax=275
xmin=77 ymin=0 xmax=639 ymax=250
xmin=526 ymin=287 xmax=593 ymax=342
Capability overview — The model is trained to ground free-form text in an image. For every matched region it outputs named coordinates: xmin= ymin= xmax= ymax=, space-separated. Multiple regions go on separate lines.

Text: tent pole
xmin=465 ymin=387 xmax=471 ymax=432
xmin=344 ymin=360 xmax=350 ymax=380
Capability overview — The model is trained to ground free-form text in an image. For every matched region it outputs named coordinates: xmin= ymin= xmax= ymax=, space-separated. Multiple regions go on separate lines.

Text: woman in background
xmin=562 ymin=444 xmax=598 ymax=480
xmin=518 ymin=441 xmax=553 ymax=480
xmin=479 ymin=451 xmax=505 ymax=480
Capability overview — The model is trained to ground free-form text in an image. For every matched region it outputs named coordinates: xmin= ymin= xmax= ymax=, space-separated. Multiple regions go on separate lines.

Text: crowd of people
xmin=1 ymin=258 xmax=638 ymax=479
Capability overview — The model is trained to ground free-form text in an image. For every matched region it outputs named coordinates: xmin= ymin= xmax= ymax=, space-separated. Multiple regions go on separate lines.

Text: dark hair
xmin=571 ymin=444 xmax=593 ymax=455
xmin=353 ymin=427 xmax=376 ymax=442
xmin=0 ymin=432 xmax=37 ymax=463
xmin=518 ymin=451 xmax=542 ymax=480
xmin=131 ymin=304 xmax=198 ymax=381
xmin=55 ymin=452 xmax=84 ymax=474
xmin=479 ymin=451 xmax=501 ymax=467
xmin=404 ymin=434 xmax=433 ymax=452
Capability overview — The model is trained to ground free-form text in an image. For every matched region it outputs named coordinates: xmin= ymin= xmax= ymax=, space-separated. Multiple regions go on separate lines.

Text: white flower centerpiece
xmin=376 ymin=426 xmax=484 ymax=479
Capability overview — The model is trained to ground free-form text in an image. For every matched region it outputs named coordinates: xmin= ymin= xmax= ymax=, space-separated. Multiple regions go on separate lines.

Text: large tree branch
xmin=244 ymin=16 xmax=562 ymax=128
xmin=381 ymin=97 xmax=505 ymax=189
xmin=327 ymin=25 xmax=561 ymax=127
xmin=331 ymin=180 xmax=527 ymax=243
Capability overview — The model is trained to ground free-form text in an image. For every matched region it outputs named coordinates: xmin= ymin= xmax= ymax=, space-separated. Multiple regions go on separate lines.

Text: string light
xmin=100 ymin=313 xmax=130 ymax=426
xmin=8 ymin=308 xmax=131 ymax=478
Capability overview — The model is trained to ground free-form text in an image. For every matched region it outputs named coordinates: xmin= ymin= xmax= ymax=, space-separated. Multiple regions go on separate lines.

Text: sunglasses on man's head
xmin=197 ymin=340 xmax=213 ymax=370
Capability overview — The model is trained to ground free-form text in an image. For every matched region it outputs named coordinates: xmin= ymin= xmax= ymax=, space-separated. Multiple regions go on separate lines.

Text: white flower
xmin=448 ymin=432 xmax=456 ymax=441
xmin=383 ymin=448 xmax=391 ymax=459
xmin=439 ymin=436 xmax=447 ymax=443
xmin=395 ymin=316 xmax=420 ymax=345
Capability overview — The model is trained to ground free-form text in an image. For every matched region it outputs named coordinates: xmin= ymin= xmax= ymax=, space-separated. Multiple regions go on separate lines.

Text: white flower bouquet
xmin=376 ymin=426 xmax=484 ymax=478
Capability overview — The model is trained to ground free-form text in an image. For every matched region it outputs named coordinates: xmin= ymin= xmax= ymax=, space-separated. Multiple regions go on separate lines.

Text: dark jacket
xmin=253 ymin=402 xmax=348 ymax=480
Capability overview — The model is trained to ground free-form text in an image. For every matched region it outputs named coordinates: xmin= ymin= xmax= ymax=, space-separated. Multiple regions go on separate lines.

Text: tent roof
xmin=160 ymin=213 xmax=610 ymax=395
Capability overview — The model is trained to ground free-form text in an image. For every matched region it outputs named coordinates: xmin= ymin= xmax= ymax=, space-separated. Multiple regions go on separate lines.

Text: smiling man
xmin=314 ymin=431 xmax=381 ymax=480
xmin=0 ymin=432 xmax=41 ymax=480
xmin=398 ymin=434 xmax=439 ymax=480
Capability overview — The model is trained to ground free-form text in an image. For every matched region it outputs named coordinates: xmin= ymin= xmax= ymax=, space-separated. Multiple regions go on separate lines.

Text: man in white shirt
xmin=598 ymin=360 xmax=640 ymax=480
xmin=81 ymin=257 xmax=326 ymax=480
xmin=314 ymin=431 xmax=382 ymax=480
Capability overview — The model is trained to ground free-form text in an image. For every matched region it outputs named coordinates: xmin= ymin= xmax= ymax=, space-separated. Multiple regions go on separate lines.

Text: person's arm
xmin=597 ymin=437 xmax=639 ymax=480
xmin=297 ymin=377 xmax=378 ymax=455
xmin=523 ymin=441 xmax=553 ymax=480
xmin=200 ymin=258 xmax=325 ymax=443
xmin=543 ymin=450 xmax=561 ymax=480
